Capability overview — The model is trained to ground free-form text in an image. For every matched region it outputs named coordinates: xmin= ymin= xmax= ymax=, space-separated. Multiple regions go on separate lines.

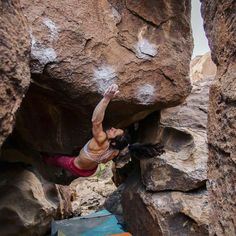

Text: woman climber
xmin=44 ymin=84 xmax=165 ymax=177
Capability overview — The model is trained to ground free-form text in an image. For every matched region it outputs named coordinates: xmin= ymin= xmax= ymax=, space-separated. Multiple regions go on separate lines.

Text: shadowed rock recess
xmin=201 ymin=0 xmax=236 ymax=235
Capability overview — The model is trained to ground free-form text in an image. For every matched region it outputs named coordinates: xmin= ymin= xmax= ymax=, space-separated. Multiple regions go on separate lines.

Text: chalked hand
xmin=104 ymin=84 xmax=119 ymax=100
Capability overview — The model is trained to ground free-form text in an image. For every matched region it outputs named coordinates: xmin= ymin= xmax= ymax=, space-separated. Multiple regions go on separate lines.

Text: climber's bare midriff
xmin=74 ymin=138 xmax=119 ymax=170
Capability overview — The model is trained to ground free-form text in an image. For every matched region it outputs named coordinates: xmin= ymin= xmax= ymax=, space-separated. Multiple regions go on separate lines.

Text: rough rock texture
xmin=70 ymin=162 xmax=116 ymax=216
xmin=0 ymin=164 xmax=72 ymax=236
xmin=122 ymin=175 xmax=209 ymax=236
xmin=0 ymin=134 xmax=77 ymax=185
xmin=201 ymin=1 xmax=236 ymax=235
xmin=105 ymin=184 xmax=125 ymax=217
xmin=0 ymin=0 xmax=31 ymax=147
xmin=190 ymin=52 xmax=217 ymax=81
xmin=139 ymin=69 xmax=215 ymax=191
xmin=16 ymin=0 xmax=193 ymax=153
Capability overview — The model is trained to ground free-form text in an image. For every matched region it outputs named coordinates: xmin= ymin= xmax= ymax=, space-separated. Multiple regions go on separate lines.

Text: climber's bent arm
xmin=91 ymin=84 xmax=119 ymax=144
xmin=91 ymin=97 xmax=110 ymax=144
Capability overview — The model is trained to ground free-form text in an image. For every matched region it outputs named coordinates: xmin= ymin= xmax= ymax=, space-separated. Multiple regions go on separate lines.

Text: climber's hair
xmin=128 ymin=142 xmax=165 ymax=160
xmin=109 ymin=132 xmax=165 ymax=159
xmin=109 ymin=132 xmax=131 ymax=150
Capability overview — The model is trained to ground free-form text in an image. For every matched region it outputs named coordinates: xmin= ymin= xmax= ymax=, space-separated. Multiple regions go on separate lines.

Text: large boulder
xmin=122 ymin=175 xmax=209 ymax=236
xmin=201 ymin=0 xmax=236 ymax=235
xmin=15 ymin=0 xmax=193 ymax=153
xmin=139 ymin=61 xmax=215 ymax=191
xmin=0 ymin=164 xmax=72 ymax=236
xmin=141 ymin=126 xmax=208 ymax=191
xmin=0 ymin=0 xmax=31 ymax=147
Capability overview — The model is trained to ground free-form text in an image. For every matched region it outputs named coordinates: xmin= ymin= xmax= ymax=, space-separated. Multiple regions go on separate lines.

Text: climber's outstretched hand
xmin=104 ymin=84 xmax=119 ymax=100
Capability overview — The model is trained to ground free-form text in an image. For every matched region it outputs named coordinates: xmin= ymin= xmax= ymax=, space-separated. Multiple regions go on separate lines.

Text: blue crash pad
xmin=51 ymin=210 xmax=127 ymax=236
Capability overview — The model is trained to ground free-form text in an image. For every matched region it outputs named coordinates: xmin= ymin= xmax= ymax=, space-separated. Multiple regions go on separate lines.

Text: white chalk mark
xmin=94 ymin=66 xmax=117 ymax=93
xmin=139 ymin=39 xmax=157 ymax=56
xmin=137 ymin=84 xmax=155 ymax=104
xmin=134 ymin=26 xmax=158 ymax=59
xmin=43 ymin=18 xmax=58 ymax=41
xmin=111 ymin=7 xmax=121 ymax=24
xmin=30 ymin=32 xmax=57 ymax=65
xmin=135 ymin=38 xmax=158 ymax=59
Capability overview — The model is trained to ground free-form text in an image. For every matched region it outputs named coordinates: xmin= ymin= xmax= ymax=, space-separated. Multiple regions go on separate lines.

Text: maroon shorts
xmin=43 ymin=155 xmax=97 ymax=177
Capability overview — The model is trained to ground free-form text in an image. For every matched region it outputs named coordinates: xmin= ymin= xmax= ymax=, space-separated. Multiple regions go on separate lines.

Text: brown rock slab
xmin=0 ymin=163 xmax=72 ymax=236
xmin=15 ymin=0 xmax=193 ymax=153
xmin=201 ymin=0 xmax=236 ymax=234
xmin=122 ymin=175 xmax=209 ymax=236
xmin=0 ymin=0 xmax=31 ymax=147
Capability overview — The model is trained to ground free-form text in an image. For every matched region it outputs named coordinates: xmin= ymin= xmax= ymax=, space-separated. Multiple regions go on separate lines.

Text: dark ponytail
xmin=128 ymin=142 xmax=165 ymax=160
xmin=109 ymin=130 xmax=165 ymax=160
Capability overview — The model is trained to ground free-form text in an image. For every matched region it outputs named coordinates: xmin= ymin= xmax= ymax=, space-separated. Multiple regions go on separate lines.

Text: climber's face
xmin=106 ymin=127 xmax=124 ymax=139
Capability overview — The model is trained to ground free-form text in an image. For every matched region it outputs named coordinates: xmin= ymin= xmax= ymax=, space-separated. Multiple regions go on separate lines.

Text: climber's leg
xmin=43 ymin=155 xmax=97 ymax=177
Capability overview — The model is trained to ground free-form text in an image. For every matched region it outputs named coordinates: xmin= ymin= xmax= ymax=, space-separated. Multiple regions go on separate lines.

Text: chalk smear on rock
xmin=94 ymin=65 xmax=118 ymax=93
xmin=30 ymin=33 xmax=57 ymax=65
xmin=43 ymin=18 xmax=58 ymax=41
xmin=137 ymin=84 xmax=155 ymax=104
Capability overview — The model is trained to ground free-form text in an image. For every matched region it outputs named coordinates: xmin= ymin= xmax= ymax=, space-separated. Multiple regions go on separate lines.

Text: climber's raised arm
xmin=91 ymin=84 xmax=119 ymax=144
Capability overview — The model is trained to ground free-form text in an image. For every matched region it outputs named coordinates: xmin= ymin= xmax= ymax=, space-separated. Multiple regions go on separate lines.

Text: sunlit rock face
xmin=16 ymin=0 xmax=193 ymax=153
xmin=0 ymin=164 xmax=72 ymax=236
xmin=201 ymin=1 xmax=236 ymax=235
xmin=70 ymin=162 xmax=116 ymax=216
xmin=190 ymin=52 xmax=217 ymax=81
xmin=0 ymin=0 xmax=31 ymax=147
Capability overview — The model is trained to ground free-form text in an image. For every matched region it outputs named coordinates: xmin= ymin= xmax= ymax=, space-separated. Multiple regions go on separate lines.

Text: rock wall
xmin=0 ymin=3 xmax=73 ymax=235
xmin=0 ymin=0 xmax=31 ymax=147
xmin=70 ymin=162 xmax=116 ymax=216
xmin=0 ymin=1 xmax=218 ymax=235
xmin=0 ymin=164 xmax=72 ymax=236
xmin=110 ymin=52 xmax=216 ymax=235
xmin=122 ymin=175 xmax=208 ymax=236
xmin=201 ymin=1 xmax=236 ymax=235
xmin=14 ymin=0 xmax=193 ymax=153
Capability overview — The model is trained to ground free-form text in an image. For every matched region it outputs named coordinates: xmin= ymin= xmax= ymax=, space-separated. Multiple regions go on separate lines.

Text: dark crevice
xmin=198 ymin=107 xmax=208 ymax=114
xmin=159 ymin=69 xmax=177 ymax=86
xmin=208 ymin=143 xmax=230 ymax=156
xmin=224 ymin=97 xmax=236 ymax=107
xmin=146 ymin=183 xmax=207 ymax=194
